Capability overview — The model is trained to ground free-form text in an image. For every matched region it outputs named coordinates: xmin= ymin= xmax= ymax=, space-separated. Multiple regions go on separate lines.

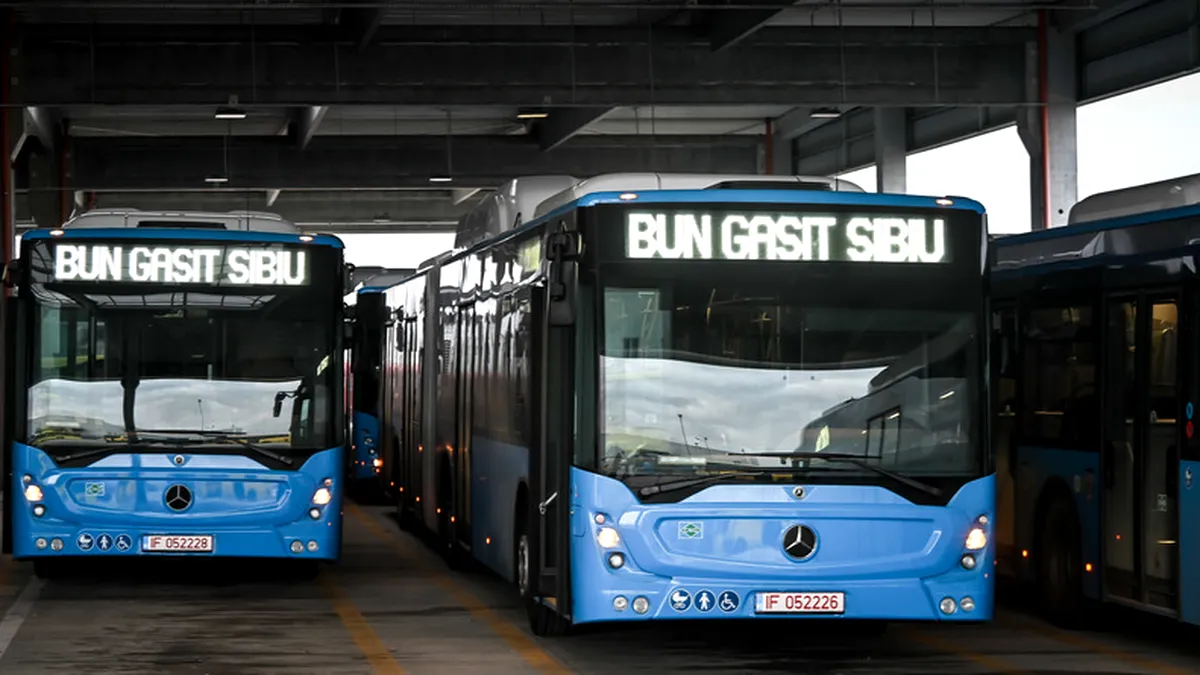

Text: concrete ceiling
xmin=5 ymin=0 xmax=1198 ymax=234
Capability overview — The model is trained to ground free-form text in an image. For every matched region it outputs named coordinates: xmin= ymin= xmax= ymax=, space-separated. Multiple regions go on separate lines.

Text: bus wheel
xmin=291 ymin=560 xmax=321 ymax=582
xmin=1037 ymin=494 xmax=1085 ymax=628
xmin=516 ymin=523 xmax=571 ymax=637
xmin=33 ymin=559 xmax=69 ymax=581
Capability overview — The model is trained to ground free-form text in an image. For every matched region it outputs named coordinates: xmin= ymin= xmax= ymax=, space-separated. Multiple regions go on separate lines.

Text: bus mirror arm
xmin=546 ymin=229 xmax=581 ymax=327
xmin=1 ymin=258 xmax=19 ymax=288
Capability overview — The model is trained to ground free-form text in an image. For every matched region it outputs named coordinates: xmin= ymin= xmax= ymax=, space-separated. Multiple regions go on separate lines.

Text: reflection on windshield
xmin=600 ymin=286 xmax=977 ymax=478
xmin=30 ymin=378 xmax=304 ymax=444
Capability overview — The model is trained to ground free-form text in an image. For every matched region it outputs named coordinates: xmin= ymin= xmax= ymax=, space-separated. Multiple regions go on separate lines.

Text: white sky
xmin=333 ymin=72 xmax=1200 ymax=264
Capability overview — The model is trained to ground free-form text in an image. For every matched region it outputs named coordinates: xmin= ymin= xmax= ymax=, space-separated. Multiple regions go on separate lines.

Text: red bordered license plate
xmin=141 ymin=534 xmax=214 ymax=553
xmin=754 ymin=591 xmax=845 ymax=614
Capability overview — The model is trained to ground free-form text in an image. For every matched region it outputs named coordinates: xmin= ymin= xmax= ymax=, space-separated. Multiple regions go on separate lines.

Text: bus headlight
xmin=24 ymin=484 xmax=43 ymax=502
xmin=313 ymin=487 xmax=332 ymax=506
xmin=596 ymin=526 xmax=621 ymax=548
xmin=965 ymin=527 xmax=987 ymax=550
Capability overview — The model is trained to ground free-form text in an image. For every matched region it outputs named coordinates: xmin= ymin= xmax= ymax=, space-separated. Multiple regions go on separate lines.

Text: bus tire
xmin=33 ymin=559 xmax=68 ymax=581
xmin=1037 ymin=493 xmax=1086 ymax=628
xmin=515 ymin=514 xmax=571 ymax=637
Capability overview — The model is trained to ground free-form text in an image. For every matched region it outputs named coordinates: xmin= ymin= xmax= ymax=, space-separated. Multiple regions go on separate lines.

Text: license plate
xmin=142 ymin=534 xmax=214 ymax=553
xmin=754 ymin=591 xmax=845 ymax=614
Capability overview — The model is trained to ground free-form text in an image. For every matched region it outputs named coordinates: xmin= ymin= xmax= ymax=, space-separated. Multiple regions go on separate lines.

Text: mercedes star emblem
xmin=165 ymin=484 xmax=193 ymax=512
xmin=792 ymin=485 xmax=806 ymax=499
xmin=782 ymin=524 xmax=818 ymax=561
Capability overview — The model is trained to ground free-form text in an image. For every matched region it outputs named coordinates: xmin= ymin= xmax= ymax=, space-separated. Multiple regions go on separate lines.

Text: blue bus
xmin=346 ymin=268 xmax=412 ymax=500
xmin=1 ymin=209 xmax=350 ymax=578
xmin=991 ymin=173 xmax=1200 ymax=627
xmin=381 ymin=173 xmax=994 ymax=635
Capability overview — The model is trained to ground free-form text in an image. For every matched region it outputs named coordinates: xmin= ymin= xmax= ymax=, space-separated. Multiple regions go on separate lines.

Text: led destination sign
xmin=52 ymin=244 xmax=310 ymax=286
xmin=625 ymin=212 xmax=950 ymax=263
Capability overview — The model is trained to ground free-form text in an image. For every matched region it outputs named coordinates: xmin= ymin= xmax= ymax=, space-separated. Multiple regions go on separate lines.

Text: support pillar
xmin=873 ymin=108 xmax=907 ymax=194
xmin=1017 ymin=10 xmax=1078 ymax=230
xmin=2 ymin=9 xmax=17 ymax=262
xmin=24 ymin=114 xmax=72 ymax=229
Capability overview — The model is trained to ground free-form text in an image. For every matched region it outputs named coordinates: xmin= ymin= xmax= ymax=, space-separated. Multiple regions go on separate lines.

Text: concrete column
xmin=873 ymin=108 xmax=907 ymax=193
xmin=24 ymin=115 xmax=72 ymax=229
xmin=2 ymin=8 xmax=18 ymax=261
xmin=1017 ymin=11 xmax=1078 ymax=230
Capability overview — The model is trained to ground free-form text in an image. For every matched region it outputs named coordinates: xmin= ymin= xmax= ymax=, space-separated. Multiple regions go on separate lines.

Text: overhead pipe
xmin=13 ymin=1 xmax=1101 ymax=11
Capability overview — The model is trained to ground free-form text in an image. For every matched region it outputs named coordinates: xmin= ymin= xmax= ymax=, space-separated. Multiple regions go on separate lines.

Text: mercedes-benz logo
xmin=792 ymin=486 xmax=806 ymax=499
xmin=165 ymin=484 xmax=193 ymax=512
xmin=172 ymin=454 xmax=185 ymax=466
xmin=782 ymin=524 xmax=818 ymax=561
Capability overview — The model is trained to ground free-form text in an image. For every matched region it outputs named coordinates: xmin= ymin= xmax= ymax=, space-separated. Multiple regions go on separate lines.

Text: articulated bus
xmin=381 ymin=173 xmax=994 ymax=635
xmin=991 ymin=173 xmax=1200 ymax=627
xmin=347 ymin=267 xmax=412 ymax=499
xmin=1 ymin=209 xmax=350 ymax=578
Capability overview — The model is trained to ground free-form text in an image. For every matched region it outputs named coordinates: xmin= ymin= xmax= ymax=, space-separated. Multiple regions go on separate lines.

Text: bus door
xmin=1101 ymin=293 xmax=1180 ymax=613
xmin=529 ymin=272 xmax=575 ymax=620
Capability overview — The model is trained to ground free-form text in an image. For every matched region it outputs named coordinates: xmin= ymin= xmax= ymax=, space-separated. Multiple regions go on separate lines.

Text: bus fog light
xmin=632 ymin=596 xmax=650 ymax=614
xmin=23 ymin=484 xmax=43 ymax=502
xmin=290 ymin=541 xmax=304 ymax=554
xmin=309 ymin=508 xmax=322 ymax=520
xmin=960 ymin=597 xmax=975 ymax=612
xmin=607 ymin=552 xmax=625 ymax=569
xmin=613 ymin=596 xmax=629 ymax=612
xmin=593 ymin=513 xmax=606 ymax=525
xmin=307 ymin=540 xmax=319 ymax=552
xmin=50 ymin=538 xmax=64 ymax=551
xmin=960 ymin=553 xmax=976 ymax=570
xmin=939 ymin=597 xmax=957 ymax=614
xmin=596 ymin=526 xmax=620 ymax=548
xmin=32 ymin=504 xmax=46 ymax=517
xmin=312 ymin=487 xmax=332 ymax=506
xmin=35 ymin=538 xmax=47 ymax=550
xmin=964 ymin=527 xmax=987 ymax=550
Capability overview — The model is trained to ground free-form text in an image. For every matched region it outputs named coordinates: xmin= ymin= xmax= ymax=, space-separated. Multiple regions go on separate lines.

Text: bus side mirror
xmin=343 ymin=263 xmax=356 ymax=294
xmin=273 ymin=392 xmax=285 ymax=418
xmin=546 ymin=228 xmax=581 ymax=327
xmin=2 ymin=258 xmax=19 ymax=288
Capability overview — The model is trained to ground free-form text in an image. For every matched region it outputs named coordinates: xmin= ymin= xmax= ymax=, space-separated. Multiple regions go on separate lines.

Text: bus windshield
xmin=23 ymin=239 xmax=341 ymax=455
xmin=597 ymin=273 xmax=982 ymax=480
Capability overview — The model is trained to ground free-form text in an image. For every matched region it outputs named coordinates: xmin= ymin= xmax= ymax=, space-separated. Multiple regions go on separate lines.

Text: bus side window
xmin=1022 ymin=304 xmax=1097 ymax=450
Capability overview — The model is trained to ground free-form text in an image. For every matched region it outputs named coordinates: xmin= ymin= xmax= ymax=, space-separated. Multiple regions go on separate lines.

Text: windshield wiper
xmin=736 ymin=452 xmax=942 ymax=498
xmin=52 ymin=441 xmax=189 ymax=464
xmin=637 ymin=469 xmax=784 ymax=497
xmin=137 ymin=429 xmax=294 ymax=467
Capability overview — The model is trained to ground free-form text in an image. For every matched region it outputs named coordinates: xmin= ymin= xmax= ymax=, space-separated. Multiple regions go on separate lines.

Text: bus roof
xmin=993 ymin=174 xmax=1200 ymax=276
xmin=532 ymin=172 xmax=864 ymax=218
xmin=57 ymin=208 xmax=303 ymax=233
xmin=452 ymin=172 xmax=866 ymax=250
xmin=392 ymin=174 xmax=985 ymax=289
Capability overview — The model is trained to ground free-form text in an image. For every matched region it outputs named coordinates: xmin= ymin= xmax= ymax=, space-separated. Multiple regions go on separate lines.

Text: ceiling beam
xmin=705 ymin=0 xmax=794 ymax=52
xmin=58 ymin=190 xmax=473 ymax=233
xmin=289 ymin=105 xmax=328 ymax=150
xmin=69 ymin=134 xmax=763 ymax=191
xmin=533 ymin=106 xmax=616 ymax=152
xmin=18 ymin=24 xmax=1035 ymax=107
xmin=339 ymin=4 xmax=386 ymax=51
xmin=1054 ymin=0 xmax=1158 ymax=33
xmin=23 ymin=106 xmax=60 ymax=154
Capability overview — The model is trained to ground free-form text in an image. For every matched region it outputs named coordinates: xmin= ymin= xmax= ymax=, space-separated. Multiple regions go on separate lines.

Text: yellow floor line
xmin=347 ymin=502 xmax=573 ymax=675
xmin=320 ymin=570 xmax=407 ymax=675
